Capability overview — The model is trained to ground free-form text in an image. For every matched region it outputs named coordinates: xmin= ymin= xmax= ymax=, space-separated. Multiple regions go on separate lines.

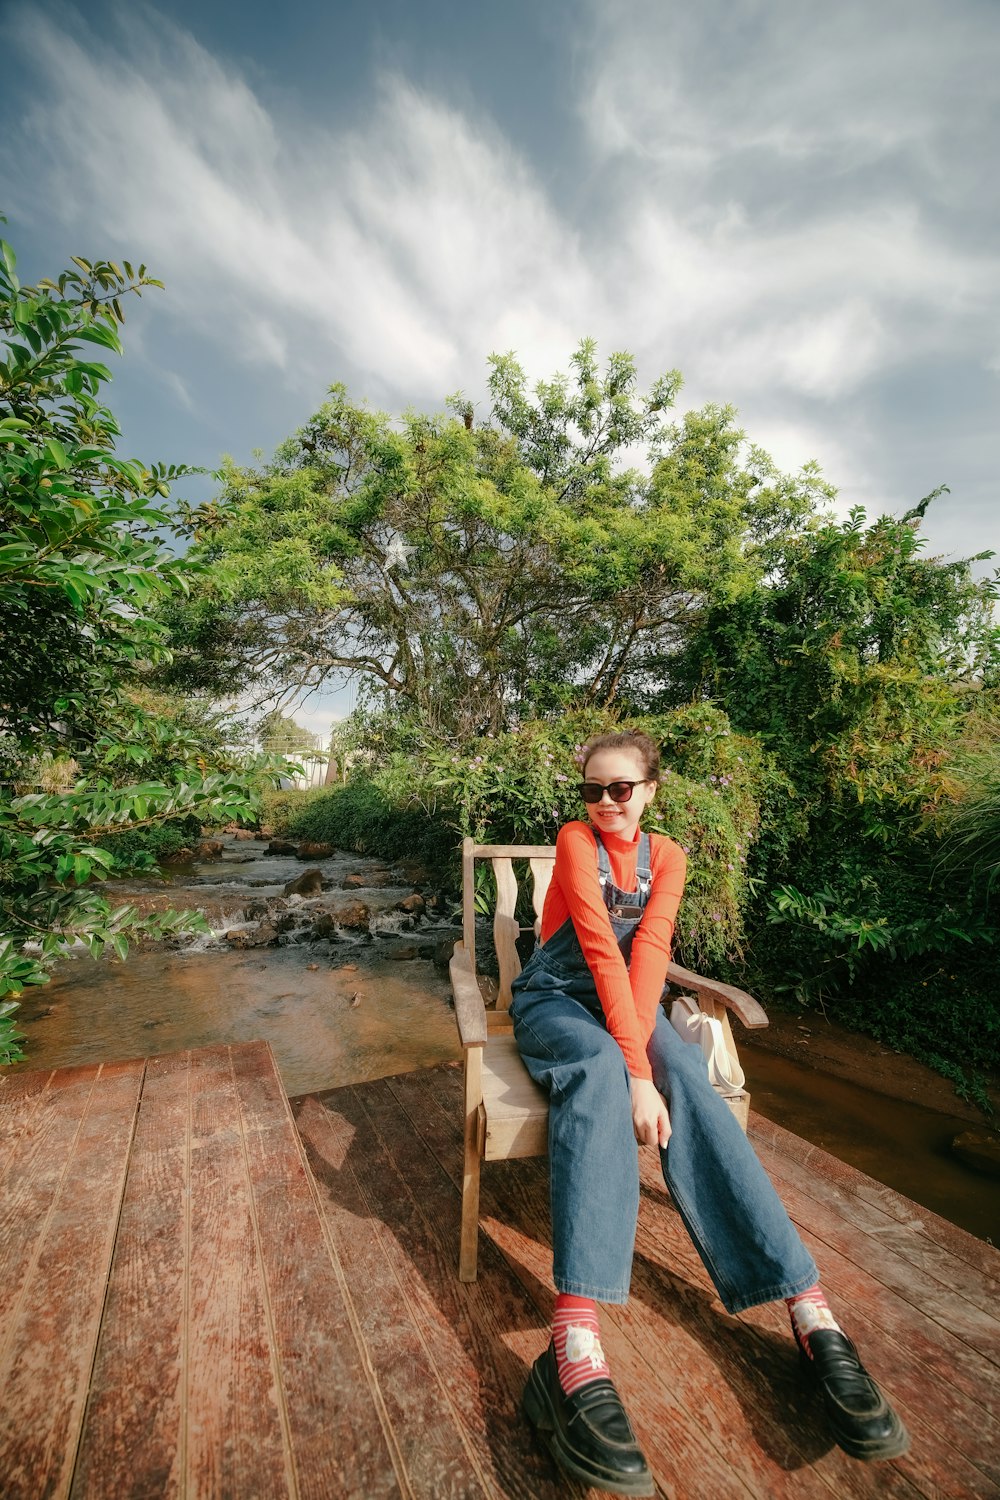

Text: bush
xmin=261 ymin=786 xmax=330 ymax=835
xmin=283 ymin=778 xmax=458 ymax=875
xmin=283 ymin=706 xmax=774 ymax=970
xmin=96 ymin=815 xmax=203 ymax=868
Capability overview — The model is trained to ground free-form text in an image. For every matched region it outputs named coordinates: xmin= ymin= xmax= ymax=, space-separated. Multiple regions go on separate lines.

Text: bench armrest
xmin=665 ymin=961 xmax=769 ymax=1029
xmin=450 ymin=941 xmax=488 ymax=1048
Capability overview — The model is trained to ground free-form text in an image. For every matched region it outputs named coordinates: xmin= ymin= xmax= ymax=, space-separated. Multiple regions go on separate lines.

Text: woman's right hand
xmin=630 ymin=1076 xmax=672 ymax=1148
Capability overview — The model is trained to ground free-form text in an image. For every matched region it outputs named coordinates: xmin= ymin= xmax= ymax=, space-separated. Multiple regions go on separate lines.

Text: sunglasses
xmin=578 ymin=779 xmax=648 ymax=805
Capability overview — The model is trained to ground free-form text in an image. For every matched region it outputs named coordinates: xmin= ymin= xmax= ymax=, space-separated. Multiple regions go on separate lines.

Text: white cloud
xmin=2 ymin=0 xmax=997 ymax=566
xmin=3 ymin=4 xmax=600 ymax=406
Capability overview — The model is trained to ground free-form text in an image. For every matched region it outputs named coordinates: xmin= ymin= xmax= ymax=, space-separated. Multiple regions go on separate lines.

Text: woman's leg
xmin=648 ymin=1011 xmax=909 ymax=1460
xmin=513 ymin=984 xmax=656 ymax=1494
xmin=646 ymin=1008 xmax=818 ymax=1313
xmin=512 ymin=984 xmax=638 ymax=1304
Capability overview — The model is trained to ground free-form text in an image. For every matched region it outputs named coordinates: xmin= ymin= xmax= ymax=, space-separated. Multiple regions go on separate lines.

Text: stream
xmin=8 ymin=836 xmax=998 ymax=1245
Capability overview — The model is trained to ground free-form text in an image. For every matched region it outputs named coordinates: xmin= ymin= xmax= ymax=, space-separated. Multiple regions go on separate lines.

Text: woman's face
xmin=581 ymin=747 xmax=657 ymax=840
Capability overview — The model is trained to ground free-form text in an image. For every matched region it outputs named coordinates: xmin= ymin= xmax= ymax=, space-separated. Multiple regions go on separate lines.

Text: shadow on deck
xmin=1 ymin=1040 xmax=997 ymax=1498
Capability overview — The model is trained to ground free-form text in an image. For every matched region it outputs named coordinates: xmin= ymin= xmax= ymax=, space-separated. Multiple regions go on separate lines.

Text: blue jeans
xmin=510 ymin=947 xmax=818 ymax=1311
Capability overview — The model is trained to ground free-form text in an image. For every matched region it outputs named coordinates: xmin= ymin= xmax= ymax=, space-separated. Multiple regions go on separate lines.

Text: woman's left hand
xmin=630 ymin=1076 xmax=672 ymax=1148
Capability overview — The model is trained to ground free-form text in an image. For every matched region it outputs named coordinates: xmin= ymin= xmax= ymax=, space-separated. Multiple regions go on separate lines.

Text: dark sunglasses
xmin=578 ymin=779 xmax=648 ymax=805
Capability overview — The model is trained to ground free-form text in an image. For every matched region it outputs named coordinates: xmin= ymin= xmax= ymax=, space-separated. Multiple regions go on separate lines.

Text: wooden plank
xmin=750 ymin=1133 xmax=1000 ymax=1373
xmin=471 ymin=845 xmax=556 ymax=860
xmin=462 ymin=837 xmax=477 ymax=969
xmin=752 ymin=1127 xmax=1000 ymax=1344
xmin=0 ymin=1065 xmax=56 ymax=1177
xmin=482 ymin=1035 xmax=548 ymax=1161
xmin=750 ymin=1112 xmax=1000 ymax=1286
xmin=184 ymin=1044 xmax=293 ymax=1499
xmin=71 ymin=1049 xmax=192 ymax=1500
xmin=491 ymin=858 xmax=521 ymax=1009
xmin=0 ymin=1066 xmax=103 ymax=1329
xmin=527 ymin=859 xmax=554 ymax=929
xmin=296 ymin=1083 xmax=499 ymax=1499
xmin=0 ymin=1058 xmax=144 ymax=1500
xmin=230 ymin=1041 xmax=406 ymax=1500
xmin=666 ymin=962 xmax=769 ymax=1028
xmin=353 ymin=1071 xmax=631 ymax=1500
xmin=632 ymin=1148 xmax=995 ymax=1500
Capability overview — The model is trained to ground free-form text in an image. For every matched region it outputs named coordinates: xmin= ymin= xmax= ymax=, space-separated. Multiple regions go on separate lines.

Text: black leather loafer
xmin=800 ymin=1330 xmax=910 ymax=1462
xmin=521 ymin=1342 xmax=654 ymax=1497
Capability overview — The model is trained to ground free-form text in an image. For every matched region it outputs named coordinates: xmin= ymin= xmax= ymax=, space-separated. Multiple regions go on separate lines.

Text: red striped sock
xmin=552 ymin=1294 xmax=611 ymax=1397
xmin=786 ymin=1284 xmax=842 ymax=1359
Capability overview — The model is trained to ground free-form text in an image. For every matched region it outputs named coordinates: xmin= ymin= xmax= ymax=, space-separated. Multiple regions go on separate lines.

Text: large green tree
xmin=162 ymin=343 xmax=825 ymax=735
xmin=0 ymin=231 xmax=268 ymax=1062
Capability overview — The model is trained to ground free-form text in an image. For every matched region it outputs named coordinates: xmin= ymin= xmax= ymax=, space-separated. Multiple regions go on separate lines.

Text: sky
xmin=2 ymin=0 xmax=998 ymax=741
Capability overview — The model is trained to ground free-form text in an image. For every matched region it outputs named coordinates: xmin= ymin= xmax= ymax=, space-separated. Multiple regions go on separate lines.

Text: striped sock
xmin=786 ymin=1284 xmax=842 ymax=1359
xmin=552 ymin=1293 xmax=611 ymax=1397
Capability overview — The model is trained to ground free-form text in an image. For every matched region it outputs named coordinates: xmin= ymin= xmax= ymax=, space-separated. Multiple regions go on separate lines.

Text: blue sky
xmin=2 ymin=0 xmax=998 ymax=740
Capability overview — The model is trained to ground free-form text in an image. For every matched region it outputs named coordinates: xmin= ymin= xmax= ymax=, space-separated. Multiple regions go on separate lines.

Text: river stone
xmin=266 ymin=840 xmax=299 ymax=856
xmin=342 ymin=870 xmax=394 ymax=889
xmin=297 ymin=841 xmax=334 ymax=860
xmin=397 ymin=893 xmax=425 ymax=916
xmin=433 ymin=938 xmax=457 ymax=973
xmin=334 ymin=900 xmax=371 ymax=931
xmin=231 ymin=829 xmax=258 ymax=840
xmin=387 ymin=945 xmax=419 ymax=961
xmin=162 ymin=847 xmax=194 ymax=864
xmin=283 ymin=868 xmax=324 ymax=897
xmin=951 ymin=1130 xmax=1000 ymax=1178
xmin=194 ymin=840 xmax=224 ymax=860
xmin=225 ymin=922 xmax=279 ymax=948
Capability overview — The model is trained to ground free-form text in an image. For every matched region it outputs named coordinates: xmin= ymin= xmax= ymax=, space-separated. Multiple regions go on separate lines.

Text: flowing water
xmin=8 ymin=838 xmax=998 ymax=1244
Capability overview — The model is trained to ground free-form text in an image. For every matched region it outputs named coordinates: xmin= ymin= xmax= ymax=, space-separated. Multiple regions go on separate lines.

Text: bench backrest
xmin=461 ymin=838 xmax=557 ymax=1010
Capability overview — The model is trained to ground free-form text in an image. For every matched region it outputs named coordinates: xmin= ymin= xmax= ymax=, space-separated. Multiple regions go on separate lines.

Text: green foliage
xmin=256 ymin=710 xmax=320 ymax=756
xmin=161 ymin=345 xmax=822 ymax=735
xmin=0 ymin=229 xmax=273 ymax=1060
xmin=260 ymin=785 xmax=330 ymax=835
xmin=286 ymin=777 xmax=458 ymax=873
xmin=285 ymin=705 xmax=771 ymax=970
xmin=935 ymin=714 xmax=1000 ymax=893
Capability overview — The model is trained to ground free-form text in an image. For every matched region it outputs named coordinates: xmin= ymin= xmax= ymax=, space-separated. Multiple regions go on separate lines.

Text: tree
xmin=0 ymin=229 xmax=269 ymax=1063
xmin=162 ymin=342 xmax=824 ymax=734
xmin=676 ymin=504 xmax=999 ymax=821
xmin=256 ymin=710 xmax=320 ymax=756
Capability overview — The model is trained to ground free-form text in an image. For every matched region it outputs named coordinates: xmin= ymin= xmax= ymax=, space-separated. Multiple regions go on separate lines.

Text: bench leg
xmin=459 ymin=1122 xmax=483 ymax=1282
xmin=723 ymin=1090 xmax=750 ymax=1132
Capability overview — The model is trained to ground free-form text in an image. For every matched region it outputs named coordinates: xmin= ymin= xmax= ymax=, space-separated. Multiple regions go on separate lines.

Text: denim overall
xmin=509 ymin=831 xmax=818 ymax=1311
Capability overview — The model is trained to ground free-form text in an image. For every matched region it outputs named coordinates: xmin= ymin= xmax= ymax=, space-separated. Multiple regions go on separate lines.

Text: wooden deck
xmin=1 ymin=1041 xmax=997 ymax=1499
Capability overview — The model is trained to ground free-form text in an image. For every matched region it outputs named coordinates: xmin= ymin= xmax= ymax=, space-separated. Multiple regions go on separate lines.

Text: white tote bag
xmin=669 ymin=993 xmax=746 ymax=1097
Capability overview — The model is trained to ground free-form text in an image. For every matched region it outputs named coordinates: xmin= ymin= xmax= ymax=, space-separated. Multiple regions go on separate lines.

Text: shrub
xmin=284 ymin=706 xmax=774 ymax=970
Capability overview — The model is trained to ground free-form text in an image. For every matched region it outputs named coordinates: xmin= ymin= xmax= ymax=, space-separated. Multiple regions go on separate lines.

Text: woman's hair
xmin=579 ymin=730 xmax=660 ymax=782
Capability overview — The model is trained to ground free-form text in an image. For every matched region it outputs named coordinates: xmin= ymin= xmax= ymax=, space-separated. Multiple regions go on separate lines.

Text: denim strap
xmin=593 ymin=830 xmax=652 ymax=902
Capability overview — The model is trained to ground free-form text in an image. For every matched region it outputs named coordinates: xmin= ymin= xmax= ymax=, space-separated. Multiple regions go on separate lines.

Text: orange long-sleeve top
xmin=540 ymin=821 xmax=687 ymax=1081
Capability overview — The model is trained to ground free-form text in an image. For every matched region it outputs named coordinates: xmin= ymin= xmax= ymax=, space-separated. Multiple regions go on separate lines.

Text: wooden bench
xmin=450 ymin=838 xmax=770 ymax=1282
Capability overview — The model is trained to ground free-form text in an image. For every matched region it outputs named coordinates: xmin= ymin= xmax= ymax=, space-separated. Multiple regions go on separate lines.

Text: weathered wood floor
xmin=1 ymin=1041 xmax=997 ymax=1499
